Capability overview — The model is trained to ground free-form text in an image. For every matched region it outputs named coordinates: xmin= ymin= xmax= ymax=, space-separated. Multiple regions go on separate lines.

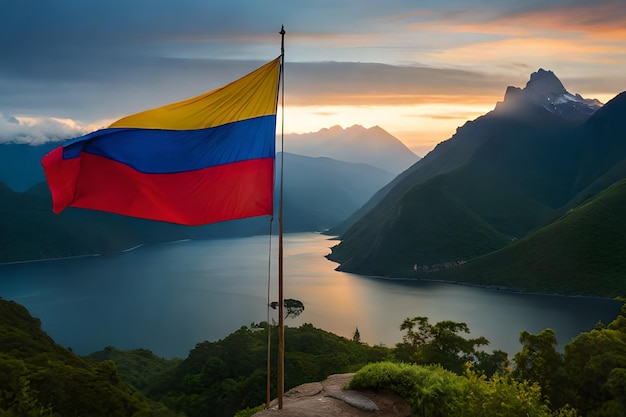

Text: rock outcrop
xmin=254 ymin=373 xmax=411 ymax=417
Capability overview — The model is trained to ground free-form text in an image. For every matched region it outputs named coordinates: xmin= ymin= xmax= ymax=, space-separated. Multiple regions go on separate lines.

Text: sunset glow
xmin=1 ymin=1 xmax=625 ymax=155
xmin=279 ymin=102 xmax=496 ymax=156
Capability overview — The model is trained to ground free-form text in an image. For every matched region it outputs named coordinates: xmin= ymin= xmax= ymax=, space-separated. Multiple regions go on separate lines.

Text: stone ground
xmin=253 ymin=373 xmax=411 ymax=417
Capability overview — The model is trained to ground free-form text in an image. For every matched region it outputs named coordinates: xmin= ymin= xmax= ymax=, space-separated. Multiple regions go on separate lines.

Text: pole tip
xmin=279 ymin=25 xmax=286 ymax=35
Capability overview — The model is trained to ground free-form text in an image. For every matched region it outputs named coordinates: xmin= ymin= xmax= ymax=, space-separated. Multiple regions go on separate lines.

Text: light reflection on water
xmin=0 ymin=233 xmax=622 ymax=358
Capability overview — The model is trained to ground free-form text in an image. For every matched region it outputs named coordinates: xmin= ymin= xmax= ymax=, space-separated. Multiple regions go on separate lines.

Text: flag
xmin=42 ymin=57 xmax=281 ymax=226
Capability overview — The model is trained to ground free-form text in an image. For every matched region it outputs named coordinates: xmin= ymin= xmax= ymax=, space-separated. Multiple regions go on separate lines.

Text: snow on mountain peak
xmin=496 ymin=69 xmax=602 ymax=121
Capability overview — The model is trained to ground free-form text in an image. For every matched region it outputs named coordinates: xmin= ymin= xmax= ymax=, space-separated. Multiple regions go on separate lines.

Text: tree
xmin=474 ymin=349 xmax=510 ymax=376
xmin=394 ymin=317 xmax=493 ymax=374
xmin=560 ymin=305 xmax=626 ymax=415
xmin=352 ymin=327 xmax=361 ymax=344
xmin=270 ymin=299 xmax=304 ymax=319
xmin=511 ymin=328 xmax=564 ymax=402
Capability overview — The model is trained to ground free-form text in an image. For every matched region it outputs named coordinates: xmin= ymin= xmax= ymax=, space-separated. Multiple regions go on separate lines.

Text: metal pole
xmin=266 ymin=217 xmax=273 ymax=408
xmin=277 ymin=24 xmax=286 ymax=410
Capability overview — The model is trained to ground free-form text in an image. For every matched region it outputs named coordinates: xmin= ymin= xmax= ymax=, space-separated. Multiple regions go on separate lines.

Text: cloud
xmin=498 ymin=1 xmax=626 ymax=39
xmin=0 ymin=56 xmax=272 ymax=121
xmin=0 ymin=113 xmax=88 ymax=145
xmin=0 ymin=53 xmax=510 ymax=122
xmin=399 ymin=1 xmax=626 ymax=38
xmin=1 ymin=0 xmax=624 ymax=144
xmin=285 ymin=62 xmax=509 ymax=107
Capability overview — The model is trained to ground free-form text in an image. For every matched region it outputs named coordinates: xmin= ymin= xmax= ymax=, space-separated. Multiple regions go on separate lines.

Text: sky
xmin=1 ymin=0 xmax=625 ymax=156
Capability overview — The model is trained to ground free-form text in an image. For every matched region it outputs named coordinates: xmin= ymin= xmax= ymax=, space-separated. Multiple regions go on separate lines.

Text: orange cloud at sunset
xmin=426 ymin=37 xmax=618 ymax=70
xmin=496 ymin=2 xmax=626 ymax=39
xmin=407 ymin=1 xmax=626 ymax=40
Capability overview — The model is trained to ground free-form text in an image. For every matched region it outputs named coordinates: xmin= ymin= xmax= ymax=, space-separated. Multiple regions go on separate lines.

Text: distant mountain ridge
xmin=0 ymin=150 xmax=394 ymax=263
xmin=327 ymin=70 xmax=626 ymax=297
xmin=0 ymin=141 xmax=57 ymax=192
xmin=0 ymin=124 xmax=409 ymax=192
xmin=284 ymin=124 xmax=420 ymax=174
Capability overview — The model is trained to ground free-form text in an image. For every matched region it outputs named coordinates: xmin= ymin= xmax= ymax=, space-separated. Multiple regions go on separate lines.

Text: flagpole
xmin=277 ymin=24 xmax=286 ymax=410
xmin=266 ymin=217 xmax=273 ymax=408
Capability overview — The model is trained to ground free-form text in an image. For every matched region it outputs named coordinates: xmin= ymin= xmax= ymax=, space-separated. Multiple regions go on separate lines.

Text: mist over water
xmin=0 ymin=233 xmax=621 ymax=358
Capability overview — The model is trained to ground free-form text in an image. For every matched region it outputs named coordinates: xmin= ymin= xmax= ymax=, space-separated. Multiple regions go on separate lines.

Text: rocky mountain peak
xmin=496 ymin=68 xmax=602 ymax=122
xmin=525 ymin=68 xmax=568 ymax=96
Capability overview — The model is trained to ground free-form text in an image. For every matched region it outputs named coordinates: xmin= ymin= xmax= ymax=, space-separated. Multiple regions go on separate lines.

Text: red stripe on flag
xmin=43 ymin=147 xmax=81 ymax=214
xmin=44 ymin=151 xmax=274 ymax=225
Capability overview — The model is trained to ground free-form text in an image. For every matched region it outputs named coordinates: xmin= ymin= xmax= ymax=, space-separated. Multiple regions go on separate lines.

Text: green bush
xmin=349 ymin=361 xmax=554 ymax=417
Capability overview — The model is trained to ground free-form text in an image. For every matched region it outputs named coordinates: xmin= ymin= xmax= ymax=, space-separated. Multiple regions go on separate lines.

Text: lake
xmin=0 ymin=232 xmax=622 ymax=358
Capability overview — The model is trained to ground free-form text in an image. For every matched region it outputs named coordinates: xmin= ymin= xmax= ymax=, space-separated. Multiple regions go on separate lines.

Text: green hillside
xmin=0 ymin=149 xmax=394 ymax=264
xmin=0 ymin=297 xmax=178 ymax=417
xmin=145 ymin=323 xmax=390 ymax=417
xmin=329 ymin=174 xmax=513 ymax=276
xmin=328 ymin=84 xmax=626 ymax=297
xmin=431 ymin=177 xmax=626 ymax=297
xmin=87 ymin=347 xmax=182 ymax=393
xmin=2 ymin=296 xmax=624 ymax=416
xmin=0 ymin=182 xmax=135 ymax=262
xmin=328 ymin=106 xmax=582 ymax=270
xmin=330 ymin=113 xmax=576 ymax=276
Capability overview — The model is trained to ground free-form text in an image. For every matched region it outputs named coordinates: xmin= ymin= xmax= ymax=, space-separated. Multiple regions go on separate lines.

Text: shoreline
xmin=2 ymin=233 xmax=621 ymax=303
xmin=0 ymin=252 xmax=103 ymax=266
xmin=0 ymin=243 xmax=147 ymax=266
xmin=358 ymin=273 xmax=619 ymax=301
xmin=1 ymin=232 xmax=620 ymax=358
xmin=0 ymin=236 xmax=241 ymax=267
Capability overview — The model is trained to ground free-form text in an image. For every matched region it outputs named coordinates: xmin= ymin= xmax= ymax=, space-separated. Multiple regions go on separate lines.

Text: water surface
xmin=0 ymin=233 xmax=621 ymax=358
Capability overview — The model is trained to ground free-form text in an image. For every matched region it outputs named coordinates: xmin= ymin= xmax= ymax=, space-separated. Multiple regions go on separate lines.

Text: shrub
xmin=349 ymin=362 xmax=554 ymax=417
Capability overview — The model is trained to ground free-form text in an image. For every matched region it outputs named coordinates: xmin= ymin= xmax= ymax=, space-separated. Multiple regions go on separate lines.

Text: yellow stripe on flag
xmin=110 ymin=57 xmax=281 ymax=130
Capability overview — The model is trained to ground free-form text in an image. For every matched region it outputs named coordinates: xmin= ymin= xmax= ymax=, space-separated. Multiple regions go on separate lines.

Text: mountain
xmin=0 ymin=152 xmax=393 ymax=263
xmin=0 ymin=125 xmax=415 ymax=192
xmin=284 ymin=124 xmax=420 ymax=174
xmin=327 ymin=70 xmax=626 ymax=297
xmin=571 ymin=91 xmax=626 ymax=200
xmin=430 ymin=177 xmax=626 ymax=297
xmin=327 ymin=70 xmax=597 ymax=237
xmin=0 ymin=141 xmax=58 ymax=192
xmin=279 ymin=152 xmax=394 ymax=231
xmin=0 ymin=180 xmax=199 ymax=262
xmin=495 ymin=68 xmax=602 ymax=122
xmin=0 ymin=126 xmax=407 ymax=261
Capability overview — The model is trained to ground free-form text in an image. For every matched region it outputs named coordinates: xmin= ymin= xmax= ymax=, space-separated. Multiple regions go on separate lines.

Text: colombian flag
xmin=42 ymin=57 xmax=281 ymax=226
